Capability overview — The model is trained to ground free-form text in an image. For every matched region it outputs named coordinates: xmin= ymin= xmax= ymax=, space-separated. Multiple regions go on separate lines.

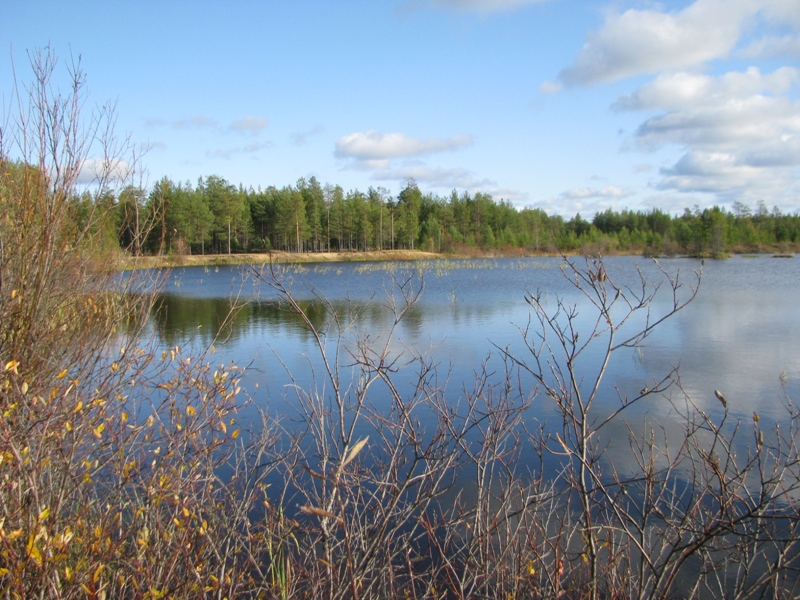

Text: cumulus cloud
xmin=656 ymin=147 xmax=800 ymax=203
xmin=654 ymin=150 xmax=800 ymax=205
xmin=551 ymin=0 xmax=800 ymax=88
xmin=612 ymin=66 xmax=800 ymax=201
xmin=230 ymin=116 xmax=268 ymax=135
xmin=613 ymin=67 xmax=800 ymax=112
xmin=543 ymin=0 xmax=800 ymax=207
xmin=556 ymin=0 xmax=756 ymax=87
xmin=532 ymin=0 xmax=800 ymax=209
xmin=336 ymin=131 xmax=473 ymax=160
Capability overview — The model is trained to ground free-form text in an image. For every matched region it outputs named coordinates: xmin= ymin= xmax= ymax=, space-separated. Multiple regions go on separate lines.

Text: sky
xmin=3 ymin=0 xmax=799 ymax=217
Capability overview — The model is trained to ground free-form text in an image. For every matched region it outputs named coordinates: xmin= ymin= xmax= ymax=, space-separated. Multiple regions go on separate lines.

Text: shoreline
xmin=116 ymin=248 xmax=796 ymax=271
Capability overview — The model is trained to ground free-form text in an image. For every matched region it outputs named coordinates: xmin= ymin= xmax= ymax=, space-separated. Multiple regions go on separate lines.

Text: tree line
xmin=7 ymin=161 xmax=800 ymax=257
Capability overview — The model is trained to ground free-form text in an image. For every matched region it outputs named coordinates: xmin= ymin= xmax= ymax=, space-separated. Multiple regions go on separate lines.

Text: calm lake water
xmin=145 ymin=255 xmax=800 ymax=476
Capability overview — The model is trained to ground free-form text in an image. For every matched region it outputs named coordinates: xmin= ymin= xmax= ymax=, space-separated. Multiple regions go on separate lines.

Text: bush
xmin=2 ymin=49 xmax=799 ymax=599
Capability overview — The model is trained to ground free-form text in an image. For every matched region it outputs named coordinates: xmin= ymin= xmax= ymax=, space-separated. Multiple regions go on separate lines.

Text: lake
xmin=128 ymin=253 xmax=800 ymax=596
xmin=142 ymin=255 xmax=800 ymax=477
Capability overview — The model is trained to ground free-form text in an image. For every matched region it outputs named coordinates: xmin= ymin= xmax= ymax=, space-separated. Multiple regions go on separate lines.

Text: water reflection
xmin=147 ymin=256 xmax=800 ymax=481
xmin=150 ymin=257 xmax=800 ymax=400
xmin=134 ymin=257 xmax=800 ymax=595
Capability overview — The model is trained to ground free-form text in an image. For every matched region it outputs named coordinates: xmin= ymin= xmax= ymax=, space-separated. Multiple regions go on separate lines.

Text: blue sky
xmin=3 ymin=0 xmax=799 ymax=217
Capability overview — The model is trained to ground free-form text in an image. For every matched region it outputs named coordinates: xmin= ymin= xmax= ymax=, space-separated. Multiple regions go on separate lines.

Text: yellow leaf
xmin=186 ymin=405 xmax=196 ymax=416
xmin=342 ymin=437 xmax=369 ymax=468
xmin=38 ymin=507 xmax=50 ymax=522
xmin=231 ymin=429 xmax=240 ymax=439
xmin=6 ymin=529 xmax=23 ymax=541
xmin=57 ymin=368 xmax=68 ymax=379
xmin=93 ymin=564 xmax=104 ymax=583
xmin=20 ymin=382 xmax=28 ymax=395
xmin=4 ymin=360 xmax=19 ymax=375
xmin=0 ymin=567 xmax=8 ymax=576
xmin=93 ymin=423 xmax=105 ymax=439
xmin=73 ymin=401 xmax=83 ymax=413
xmin=27 ymin=534 xmax=42 ymax=566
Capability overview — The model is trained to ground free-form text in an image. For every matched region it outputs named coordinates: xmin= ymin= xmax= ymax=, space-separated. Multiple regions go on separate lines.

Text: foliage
xmin=129 ymin=180 xmax=800 ymax=257
xmin=2 ymin=48 xmax=799 ymax=599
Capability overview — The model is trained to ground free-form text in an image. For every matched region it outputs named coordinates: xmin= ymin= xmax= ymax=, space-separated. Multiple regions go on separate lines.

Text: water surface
xmin=149 ymin=255 xmax=800 ymax=457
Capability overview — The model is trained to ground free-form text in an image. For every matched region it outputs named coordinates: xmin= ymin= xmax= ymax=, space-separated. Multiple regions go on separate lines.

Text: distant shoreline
xmin=116 ymin=248 xmax=795 ymax=271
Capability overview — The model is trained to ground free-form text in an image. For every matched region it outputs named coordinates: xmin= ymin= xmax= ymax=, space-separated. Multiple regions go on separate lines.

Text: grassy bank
xmin=117 ymin=249 xmax=452 ymax=270
xmin=117 ymin=246 xmax=796 ymax=270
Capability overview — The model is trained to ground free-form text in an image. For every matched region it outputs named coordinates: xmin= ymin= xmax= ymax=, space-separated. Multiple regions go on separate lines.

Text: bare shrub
xmin=250 ymin=255 xmax=799 ymax=599
xmin=499 ymin=255 xmax=800 ymax=599
xmin=3 ymin=47 xmax=798 ymax=600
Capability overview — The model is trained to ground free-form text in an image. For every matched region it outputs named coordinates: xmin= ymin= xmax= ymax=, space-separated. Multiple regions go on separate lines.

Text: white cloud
xmin=557 ymin=0 xmax=757 ymax=87
xmin=655 ymin=150 xmax=791 ymax=200
xmin=331 ymin=130 xmax=518 ymax=199
xmin=634 ymin=94 xmax=800 ymax=154
xmin=77 ymin=158 xmax=133 ymax=185
xmin=613 ymin=67 xmax=800 ymax=112
xmin=336 ymin=130 xmax=473 ymax=160
xmin=230 ymin=116 xmax=268 ymax=135
xmin=561 ymin=185 xmax=632 ymax=200
xmin=655 ymin=148 xmax=800 ymax=207
xmin=759 ymin=0 xmax=800 ymax=27
xmin=739 ymin=34 xmax=800 ymax=58
xmin=541 ymin=0 xmax=800 ymax=209
xmin=611 ymin=66 xmax=800 ymax=202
